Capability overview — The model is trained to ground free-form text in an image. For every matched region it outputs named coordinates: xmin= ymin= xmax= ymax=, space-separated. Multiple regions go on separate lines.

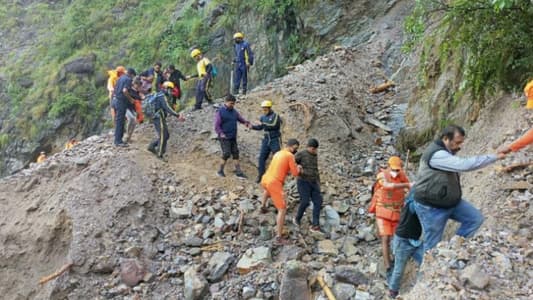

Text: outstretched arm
xmin=429 ymin=150 xmax=499 ymax=172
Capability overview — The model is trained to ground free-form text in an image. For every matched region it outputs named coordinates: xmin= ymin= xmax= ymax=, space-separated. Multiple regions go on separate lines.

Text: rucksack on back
xmin=210 ymin=64 xmax=218 ymax=78
xmin=142 ymin=92 xmax=163 ymax=119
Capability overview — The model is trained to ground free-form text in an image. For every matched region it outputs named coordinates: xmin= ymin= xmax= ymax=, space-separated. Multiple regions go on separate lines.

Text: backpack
xmin=142 ymin=92 xmax=163 ymax=119
xmin=210 ymin=64 xmax=218 ymax=78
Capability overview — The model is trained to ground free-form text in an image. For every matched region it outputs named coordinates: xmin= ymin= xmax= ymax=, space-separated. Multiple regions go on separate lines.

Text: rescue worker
xmin=37 ymin=151 xmax=47 ymax=163
xmin=140 ymin=62 xmax=164 ymax=93
xmin=388 ymin=190 xmax=423 ymax=298
xmin=165 ymin=64 xmax=188 ymax=110
xmin=113 ymin=68 xmax=137 ymax=147
xmin=499 ymin=100 xmax=532 ymax=154
xmin=260 ymin=139 xmax=302 ymax=245
xmin=293 ymin=138 xmax=323 ymax=233
xmin=147 ymin=82 xmax=185 ymax=160
xmin=368 ymin=156 xmax=412 ymax=274
xmin=107 ymin=66 xmax=126 ymax=121
xmin=412 ymin=125 xmax=504 ymax=252
xmin=190 ymin=49 xmax=213 ymax=110
xmin=251 ymin=100 xmax=282 ymax=183
xmin=65 ymin=139 xmax=78 ymax=150
xmin=232 ymin=32 xmax=254 ymax=95
xmin=214 ymin=94 xmax=251 ymax=178
xmin=524 ymin=78 xmax=533 ymax=109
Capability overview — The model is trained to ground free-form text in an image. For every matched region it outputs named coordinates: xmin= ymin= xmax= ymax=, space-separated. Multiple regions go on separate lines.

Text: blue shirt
xmin=234 ymin=40 xmax=254 ymax=66
xmin=114 ymin=75 xmax=132 ymax=103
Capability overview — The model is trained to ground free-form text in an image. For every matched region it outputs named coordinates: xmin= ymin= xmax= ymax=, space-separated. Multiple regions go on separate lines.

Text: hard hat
xmin=115 ymin=66 xmax=126 ymax=74
xmin=190 ymin=49 xmax=202 ymax=58
xmin=261 ymin=100 xmax=273 ymax=108
xmin=162 ymin=81 xmax=175 ymax=89
xmin=233 ymin=32 xmax=244 ymax=39
xmin=388 ymin=156 xmax=403 ymax=169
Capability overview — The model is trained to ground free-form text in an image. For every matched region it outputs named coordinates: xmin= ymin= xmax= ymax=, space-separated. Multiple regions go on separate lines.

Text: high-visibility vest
xmin=372 ymin=170 xmax=409 ymax=221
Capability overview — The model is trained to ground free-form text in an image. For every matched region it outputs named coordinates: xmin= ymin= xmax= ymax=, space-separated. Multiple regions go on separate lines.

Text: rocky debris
xmin=333 ymin=283 xmax=356 ymax=300
xmin=279 ymin=260 xmax=311 ymax=300
xmin=206 ymin=252 xmax=233 ymax=282
xmin=237 ymin=246 xmax=272 ymax=274
xmin=184 ymin=266 xmax=209 ymax=300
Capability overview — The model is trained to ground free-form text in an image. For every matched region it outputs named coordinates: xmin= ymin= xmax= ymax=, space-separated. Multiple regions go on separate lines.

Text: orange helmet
xmin=388 ymin=156 xmax=402 ymax=169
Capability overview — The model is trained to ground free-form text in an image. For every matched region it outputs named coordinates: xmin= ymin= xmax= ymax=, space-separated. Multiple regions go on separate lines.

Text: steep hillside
xmin=0 ymin=0 xmax=404 ymax=177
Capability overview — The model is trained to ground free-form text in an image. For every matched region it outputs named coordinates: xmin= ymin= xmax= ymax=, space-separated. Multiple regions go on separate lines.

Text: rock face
xmin=184 ymin=266 xmax=209 ymax=300
xmin=279 ymin=260 xmax=311 ymax=300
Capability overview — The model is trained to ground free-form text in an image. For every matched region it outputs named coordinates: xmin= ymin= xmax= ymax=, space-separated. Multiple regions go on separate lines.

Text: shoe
xmin=389 ymin=290 xmax=398 ymax=298
xmin=292 ymin=217 xmax=300 ymax=227
xmin=260 ymin=206 xmax=269 ymax=214
xmin=147 ymin=147 xmax=157 ymax=155
xmin=274 ymin=236 xmax=291 ymax=245
xmin=309 ymin=225 xmax=322 ymax=233
xmin=157 ymin=155 xmax=168 ymax=162
xmin=115 ymin=143 xmax=129 ymax=148
xmin=255 ymin=176 xmax=262 ymax=184
xmin=235 ymin=171 xmax=247 ymax=179
xmin=217 ymin=170 xmax=225 ymax=177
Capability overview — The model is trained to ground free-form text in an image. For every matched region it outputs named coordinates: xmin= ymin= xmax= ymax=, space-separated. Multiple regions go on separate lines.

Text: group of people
xmin=36 ymin=139 xmax=78 ymax=163
xmin=368 ymin=114 xmax=532 ymax=297
xmin=107 ymin=32 xmax=254 ymax=159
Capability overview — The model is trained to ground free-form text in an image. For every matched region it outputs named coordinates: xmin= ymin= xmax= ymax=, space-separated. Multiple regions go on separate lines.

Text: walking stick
xmin=405 ymin=149 xmax=410 ymax=173
xmin=230 ymin=65 xmax=234 ymax=94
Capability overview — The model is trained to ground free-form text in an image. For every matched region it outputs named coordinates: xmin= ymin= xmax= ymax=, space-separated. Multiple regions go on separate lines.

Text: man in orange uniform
xmin=524 ymin=79 xmax=533 ymax=109
xmin=499 ymin=98 xmax=532 ymax=154
xmin=36 ymin=151 xmax=47 ymax=163
xmin=369 ymin=156 xmax=412 ymax=275
xmin=260 ymin=139 xmax=302 ymax=245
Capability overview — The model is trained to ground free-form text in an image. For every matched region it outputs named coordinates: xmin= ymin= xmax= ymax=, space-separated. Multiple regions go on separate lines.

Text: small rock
xmin=276 ymin=245 xmax=304 ymax=262
xmin=237 ymin=246 xmax=272 ymax=274
xmin=324 ymin=205 xmax=340 ymax=228
xmin=460 ymin=264 xmax=490 ymax=290
xmin=184 ymin=236 xmax=203 ymax=247
xmin=316 ymin=240 xmax=338 ymax=255
xmin=120 ymin=259 xmax=146 ymax=287
xmin=207 ymin=252 xmax=233 ymax=282
xmin=242 ymin=286 xmax=256 ymax=299
xmin=335 ymin=265 xmax=369 ymax=286
xmin=124 ymin=246 xmax=142 ymax=258
xmin=355 ymin=290 xmax=371 ymax=300
xmin=184 ymin=266 xmax=209 ymax=300
xmin=332 ymin=200 xmax=350 ymax=214
xmin=171 ymin=203 xmax=192 ymax=219
xmin=333 ymin=283 xmax=356 ymax=300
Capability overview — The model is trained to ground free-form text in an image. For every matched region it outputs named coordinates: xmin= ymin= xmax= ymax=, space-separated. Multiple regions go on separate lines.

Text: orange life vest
xmin=371 ymin=169 xmax=409 ymax=221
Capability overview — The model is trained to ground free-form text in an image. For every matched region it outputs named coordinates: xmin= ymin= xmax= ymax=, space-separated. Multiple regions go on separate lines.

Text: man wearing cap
xmin=260 ymin=139 xmax=302 ymax=245
xmin=232 ymin=32 xmax=254 ymax=95
xmin=37 ymin=151 xmax=47 ymax=163
xmin=113 ymin=68 xmax=137 ymax=147
xmin=293 ymin=138 xmax=323 ymax=233
xmin=368 ymin=156 xmax=412 ymax=274
xmin=251 ymin=100 xmax=282 ymax=183
xmin=190 ymin=48 xmax=213 ymax=110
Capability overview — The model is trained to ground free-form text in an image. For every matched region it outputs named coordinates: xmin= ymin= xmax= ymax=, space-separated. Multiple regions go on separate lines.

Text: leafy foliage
xmin=404 ymin=0 xmax=533 ymax=100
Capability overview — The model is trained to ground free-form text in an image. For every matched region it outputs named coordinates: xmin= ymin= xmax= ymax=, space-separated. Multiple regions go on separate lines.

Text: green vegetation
xmin=404 ymin=0 xmax=533 ymax=100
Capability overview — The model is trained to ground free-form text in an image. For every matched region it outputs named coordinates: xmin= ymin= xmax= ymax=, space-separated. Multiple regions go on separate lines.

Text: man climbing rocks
xmin=251 ymin=100 xmax=281 ymax=183
xmin=293 ymin=138 xmax=323 ymax=233
xmin=107 ymin=66 xmax=126 ymax=122
xmin=190 ymin=49 xmax=213 ymax=110
xmin=147 ymin=84 xmax=184 ymax=160
xmin=388 ymin=190 xmax=423 ymax=299
xmin=36 ymin=151 xmax=47 ymax=163
xmin=214 ymin=94 xmax=251 ymax=178
xmin=113 ymin=68 xmax=137 ymax=147
xmin=260 ymin=139 xmax=302 ymax=245
xmin=412 ymin=125 xmax=505 ymax=251
xmin=140 ymin=62 xmax=164 ymax=93
xmin=165 ymin=64 xmax=188 ymax=110
xmin=368 ymin=156 xmax=412 ymax=274
xmin=232 ymin=32 xmax=254 ymax=95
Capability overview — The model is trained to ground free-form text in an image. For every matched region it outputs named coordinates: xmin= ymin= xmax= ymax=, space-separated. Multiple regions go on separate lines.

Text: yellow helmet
xmin=233 ymin=32 xmax=244 ymax=39
xmin=261 ymin=100 xmax=273 ymax=108
xmin=190 ymin=49 xmax=201 ymax=58
xmin=162 ymin=81 xmax=175 ymax=89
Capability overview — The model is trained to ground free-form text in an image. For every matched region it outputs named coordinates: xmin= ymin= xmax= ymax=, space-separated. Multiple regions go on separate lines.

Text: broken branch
xmin=237 ymin=209 xmax=245 ymax=234
xmin=317 ymin=275 xmax=337 ymax=300
xmin=39 ymin=263 xmax=73 ymax=285
xmin=369 ymin=81 xmax=395 ymax=94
